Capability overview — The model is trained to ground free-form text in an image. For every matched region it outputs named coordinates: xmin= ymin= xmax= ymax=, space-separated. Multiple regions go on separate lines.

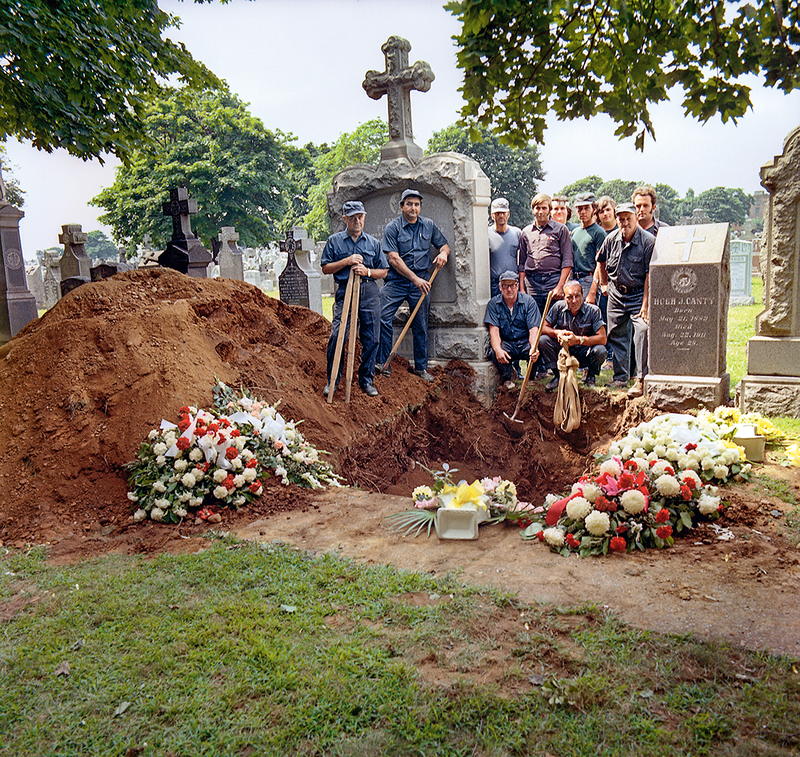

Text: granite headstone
xmin=729 ymin=239 xmax=754 ymax=306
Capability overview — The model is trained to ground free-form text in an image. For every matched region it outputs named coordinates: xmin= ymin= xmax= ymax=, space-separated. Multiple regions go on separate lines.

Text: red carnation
xmin=195 ymin=427 xmax=207 ymax=437
xmin=517 ymin=517 xmax=532 ymax=529
xmin=536 ymin=530 xmax=545 ymax=542
xmin=618 ymin=472 xmax=635 ymax=489
xmin=665 ymin=465 xmax=675 ymax=476
xmin=178 ymin=418 xmax=191 ymax=432
xmin=249 ymin=481 xmax=262 ymax=494
xmin=616 ymin=524 xmax=628 ymax=534
xmin=220 ymin=419 xmax=231 ymax=428
xmin=610 ymin=536 xmax=627 ymax=552
xmin=624 ymin=460 xmax=639 ymax=471
xmin=649 ymin=460 xmax=658 ymax=467
xmin=566 ymin=533 xmax=580 ymax=548
xmin=655 ymin=508 xmax=670 ymax=523
xmin=196 ymin=418 xmax=206 ymax=427
xmin=225 ymin=446 xmax=239 ymax=460
xmin=176 ymin=436 xmax=191 ymax=451
xmin=208 ymin=423 xmax=219 ymax=434
xmin=595 ymin=495 xmax=617 ymax=513
xmin=246 ymin=458 xmax=258 ymax=469
xmin=656 ymin=525 xmax=673 ymax=540
xmin=179 ymin=406 xmax=190 ymax=414
xmin=685 ymin=443 xmax=698 ymax=451
xmin=681 ymin=485 xmax=693 ymax=501
xmin=230 ymin=429 xmax=241 ymax=437
xmin=224 ymin=473 xmax=235 ymax=489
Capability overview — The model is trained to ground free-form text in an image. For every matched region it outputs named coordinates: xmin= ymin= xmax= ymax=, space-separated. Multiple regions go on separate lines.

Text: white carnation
xmin=698 ymin=492 xmax=721 ymax=515
xmin=150 ymin=507 xmax=164 ymax=522
xmin=181 ymin=472 xmax=197 ymax=488
xmin=175 ymin=507 xmax=187 ymax=518
xmin=666 ymin=448 xmax=680 ymax=461
xmin=213 ymin=485 xmax=229 ymax=499
xmin=543 ymin=527 xmax=565 ymax=547
xmin=190 ymin=497 xmax=204 ymax=507
xmin=148 ymin=430 xmax=159 ymax=441
xmin=153 ymin=442 xmax=168 ymax=455
xmin=213 ymin=469 xmax=228 ymax=483
xmin=152 ymin=481 xmax=167 ymax=493
xmin=156 ymin=455 xmax=167 ymax=466
xmin=133 ymin=508 xmax=147 ymax=522
xmin=243 ymin=468 xmax=257 ymax=482
xmin=127 ymin=492 xmax=139 ymax=502
xmin=713 ymin=465 xmax=729 ymax=479
xmin=581 ymin=483 xmax=601 ymax=503
xmin=599 ymin=459 xmax=621 ymax=477
xmin=654 ymin=445 xmax=667 ymax=457
xmin=566 ymin=497 xmax=592 ymax=521
xmin=189 ymin=447 xmax=204 ymax=462
xmin=655 ymin=474 xmax=681 ymax=497
xmin=234 ymin=496 xmax=246 ymax=507
xmin=701 ymin=456 xmax=715 ymax=471
xmin=585 ymin=510 xmax=611 ymax=536
xmin=178 ymin=492 xmax=192 ymax=503
xmin=233 ymin=474 xmax=246 ymax=488
xmin=174 ymin=459 xmax=188 ymax=472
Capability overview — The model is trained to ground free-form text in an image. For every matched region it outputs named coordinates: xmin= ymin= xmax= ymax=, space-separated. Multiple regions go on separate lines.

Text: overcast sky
xmin=5 ymin=0 xmax=800 ymax=260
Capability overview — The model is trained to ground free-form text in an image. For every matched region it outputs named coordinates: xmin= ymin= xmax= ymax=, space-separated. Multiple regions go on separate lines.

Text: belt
xmin=614 ymin=283 xmax=643 ymax=295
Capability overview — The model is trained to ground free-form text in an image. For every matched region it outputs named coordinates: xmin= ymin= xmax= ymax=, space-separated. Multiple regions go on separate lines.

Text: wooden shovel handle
xmin=385 ymin=265 xmax=441 ymax=366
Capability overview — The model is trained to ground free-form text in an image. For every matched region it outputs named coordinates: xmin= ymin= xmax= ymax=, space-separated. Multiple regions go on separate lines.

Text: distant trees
xmin=427 ymin=123 xmax=544 ymax=226
xmin=85 ymin=231 xmax=118 ymax=261
xmin=558 ymin=177 xmax=753 ymax=225
xmin=0 ymin=146 xmax=25 ymax=207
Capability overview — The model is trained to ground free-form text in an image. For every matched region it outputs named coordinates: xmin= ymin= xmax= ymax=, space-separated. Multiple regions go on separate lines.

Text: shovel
xmin=327 ymin=268 xmax=357 ymax=404
xmin=379 ymin=265 xmax=440 ymax=373
xmin=504 ymin=289 xmax=554 ymax=424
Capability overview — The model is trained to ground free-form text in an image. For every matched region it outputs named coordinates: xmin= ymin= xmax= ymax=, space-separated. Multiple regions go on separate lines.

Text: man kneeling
xmin=484 ymin=270 xmax=541 ymax=390
xmin=539 ymin=280 xmax=607 ymax=392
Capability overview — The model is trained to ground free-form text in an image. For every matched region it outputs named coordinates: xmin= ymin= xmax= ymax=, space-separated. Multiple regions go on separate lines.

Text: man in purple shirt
xmin=517 ymin=192 xmax=573 ymax=317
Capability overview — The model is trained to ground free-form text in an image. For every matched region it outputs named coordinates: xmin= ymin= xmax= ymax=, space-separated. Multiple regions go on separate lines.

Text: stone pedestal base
xmin=736 ymin=375 xmax=800 ymax=416
xmin=747 ymin=336 xmax=800 ymax=376
xmin=644 ymin=374 xmax=730 ymax=412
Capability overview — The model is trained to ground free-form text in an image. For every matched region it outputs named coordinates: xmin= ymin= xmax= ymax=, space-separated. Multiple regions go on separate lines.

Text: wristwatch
xmin=579 ymin=336 xmax=585 ymax=346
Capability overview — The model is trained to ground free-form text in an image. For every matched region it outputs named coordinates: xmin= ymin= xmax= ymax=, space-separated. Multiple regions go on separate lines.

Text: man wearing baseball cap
xmin=321 ymin=200 xmax=388 ymax=397
xmin=375 ymin=188 xmax=450 ymax=382
xmin=570 ymin=192 xmax=607 ymax=303
xmin=488 ymin=197 xmax=522 ymax=298
xmin=596 ymin=202 xmax=655 ymax=397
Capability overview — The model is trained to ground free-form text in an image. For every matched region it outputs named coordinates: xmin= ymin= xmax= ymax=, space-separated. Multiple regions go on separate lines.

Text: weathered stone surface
xmin=58 ymin=223 xmax=91 ymax=281
xmin=729 ymin=239 xmax=755 ymax=306
xmin=645 ymin=375 xmax=730 ymax=414
xmin=0 ymin=202 xmax=38 ymax=341
xmin=737 ymin=375 xmax=800 ymax=417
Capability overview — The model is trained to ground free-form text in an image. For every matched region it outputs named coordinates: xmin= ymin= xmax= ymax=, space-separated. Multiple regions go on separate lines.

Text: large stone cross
xmin=363 ymin=35 xmax=434 ymax=163
xmin=673 ymin=227 xmax=706 ymax=262
xmin=162 ymin=186 xmax=197 ymax=240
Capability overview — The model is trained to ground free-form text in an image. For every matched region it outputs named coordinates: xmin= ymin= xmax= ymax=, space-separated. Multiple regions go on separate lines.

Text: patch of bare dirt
xmin=0 ymin=268 xmax=798 ymax=658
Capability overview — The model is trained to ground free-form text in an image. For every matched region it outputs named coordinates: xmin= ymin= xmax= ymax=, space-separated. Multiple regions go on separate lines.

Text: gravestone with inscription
xmin=645 ymin=223 xmax=731 ymax=410
xmin=90 ymin=261 xmax=120 ymax=281
xmin=43 ymin=250 xmax=60 ymax=309
xmin=0 ymin=198 xmax=38 ymax=341
xmin=278 ymin=227 xmax=321 ymax=314
xmin=26 ymin=264 xmax=45 ymax=309
xmin=218 ymin=226 xmax=244 ymax=281
xmin=729 ymin=239 xmax=754 ymax=306
xmin=159 ymin=186 xmax=213 ymax=278
xmin=330 ymin=36 xmax=493 ymax=402
xmin=739 ymin=125 xmax=800 ymax=416
xmin=58 ymin=224 xmax=92 ymax=297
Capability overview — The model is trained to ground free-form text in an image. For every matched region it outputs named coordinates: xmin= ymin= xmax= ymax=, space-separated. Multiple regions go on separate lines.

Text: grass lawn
xmin=2 ymin=539 xmax=799 ymax=756
xmin=726 ymin=276 xmax=763 ymax=388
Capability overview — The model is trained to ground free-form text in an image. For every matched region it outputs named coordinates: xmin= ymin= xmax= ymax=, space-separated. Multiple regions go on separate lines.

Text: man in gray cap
xmin=570 ymin=192 xmax=607 ymax=303
xmin=484 ymin=269 xmax=541 ymax=390
xmin=596 ymin=202 xmax=655 ymax=396
xmin=321 ymin=200 xmax=388 ymax=397
xmin=488 ymin=197 xmax=522 ymax=298
xmin=375 ymin=188 xmax=450 ymax=382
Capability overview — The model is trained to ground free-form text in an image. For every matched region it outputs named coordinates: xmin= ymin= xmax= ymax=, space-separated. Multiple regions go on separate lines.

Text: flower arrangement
xmin=127 ymin=382 xmax=341 ymax=523
xmin=389 ymin=463 xmax=541 ymax=537
xmin=522 ymin=455 xmax=724 ymax=556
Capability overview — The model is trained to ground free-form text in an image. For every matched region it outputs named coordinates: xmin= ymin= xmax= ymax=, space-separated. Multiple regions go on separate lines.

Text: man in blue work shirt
xmin=484 ymin=270 xmax=541 ymax=390
xmin=321 ymin=200 xmax=388 ymax=397
xmin=375 ymin=188 xmax=450 ymax=382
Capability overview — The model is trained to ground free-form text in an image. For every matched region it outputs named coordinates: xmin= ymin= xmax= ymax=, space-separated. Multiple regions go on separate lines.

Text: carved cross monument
xmin=363 ymin=36 xmax=434 ymax=164
xmin=159 ymin=186 xmax=212 ymax=278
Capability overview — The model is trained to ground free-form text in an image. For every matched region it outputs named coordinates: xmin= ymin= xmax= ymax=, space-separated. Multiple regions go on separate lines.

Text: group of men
xmin=321 ymin=189 xmax=449 ymax=398
xmin=486 ymin=187 xmax=665 ymax=396
xmin=321 ymin=183 xmax=665 ymax=401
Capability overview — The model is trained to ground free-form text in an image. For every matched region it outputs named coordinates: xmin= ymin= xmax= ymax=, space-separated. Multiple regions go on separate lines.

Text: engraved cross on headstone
xmin=363 ymin=35 xmax=434 ymax=163
xmin=674 ymin=228 xmax=706 ymax=261
xmin=162 ymin=186 xmax=197 ymax=240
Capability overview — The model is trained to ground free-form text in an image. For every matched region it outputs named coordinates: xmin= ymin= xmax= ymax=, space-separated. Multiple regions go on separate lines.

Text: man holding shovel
xmin=376 ymin=188 xmax=450 ymax=382
xmin=321 ymin=201 xmax=388 ymax=398
xmin=484 ymin=270 xmax=542 ymax=390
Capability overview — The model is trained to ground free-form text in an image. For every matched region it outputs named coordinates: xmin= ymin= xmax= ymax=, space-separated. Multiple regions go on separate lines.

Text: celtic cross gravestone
xmin=278 ymin=227 xmax=321 ymax=313
xmin=159 ymin=186 xmax=212 ymax=278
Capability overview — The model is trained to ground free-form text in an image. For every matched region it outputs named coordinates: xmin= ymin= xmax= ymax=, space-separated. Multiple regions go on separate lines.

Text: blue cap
xmin=400 ymin=188 xmax=423 ymax=204
xmin=499 ymin=270 xmax=518 ymax=282
xmin=343 ymin=201 xmax=366 ymax=216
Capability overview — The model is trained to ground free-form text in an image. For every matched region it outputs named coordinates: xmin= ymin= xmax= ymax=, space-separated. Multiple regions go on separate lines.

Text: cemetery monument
xmin=159 ymin=186 xmax=213 ymax=278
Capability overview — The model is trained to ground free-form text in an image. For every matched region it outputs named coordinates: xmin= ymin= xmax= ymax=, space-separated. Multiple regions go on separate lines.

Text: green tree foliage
xmin=447 ymin=0 xmax=800 ymax=149
xmin=0 ymin=145 xmax=24 ymax=206
xmin=427 ymin=122 xmax=544 ymax=226
xmin=653 ymin=183 xmax=681 ymax=225
xmin=559 ymin=176 xmax=603 ymax=201
xmin=85 ymin=230 xmax=118 ymax=261
xmin=0 ymin=0 xmax=218 ymax=161
xmin=301 ymin=119 xmax=388 ymax=241
xmin=595 ymin=180 xmax=640 ymax=205
xmin=92 ymin=84 xmax=304 ymax=250
xmin=696 ymin=187 xmax=753 ymax=225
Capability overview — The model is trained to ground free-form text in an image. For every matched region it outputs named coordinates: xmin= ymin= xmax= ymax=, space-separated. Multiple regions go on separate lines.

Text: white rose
xmin=585 ymin=510 xmax=611 ymax=536
xmin=698 ymin=493 xmax=721 ymax=515
xmin=543 ymin=527 xmax=565 ymax=547
xmin=566 ymin=497 xmax=592 ymax=521
xmin=127 ymin=492 xmax=139 ymax=502
xmin=181 ymin=472 xmax=197 ymax=488
xmin=620 ymin=490 xmax=646 ymax=515
xmin=150 ymin=507 xmax=164 ymax=522
xmin=235 ymin=437 xmax=246 ymax=451
xmin=133 ymin=508 xmax=147 ymax=522
xmin=655 ymin=475 xmax=681 ymax=497
xmin=713 ymin=465 xmax=729 ymax=479
xmin=152 ymin=481 xmax=167 ymax=493
xmin=189 ymin=448 xmax=204 ymax=462
xmin=213 ymin=485 xmax=229 ymax=499
xmin=213 ymin=469 xmax=228 ymax=483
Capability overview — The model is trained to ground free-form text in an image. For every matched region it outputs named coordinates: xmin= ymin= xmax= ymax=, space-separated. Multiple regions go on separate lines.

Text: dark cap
xmin=342 ymin=200 xmax=366 ymax=216
xmin=499 ymin=270 xmax=519 ymax=283
xmin=574 ymin=192 xmax=596 ymax=207
xmin=616 ymin=202 xmax=636 ymax=216
xmin=400 ymin=188 xmax=423 ymax=204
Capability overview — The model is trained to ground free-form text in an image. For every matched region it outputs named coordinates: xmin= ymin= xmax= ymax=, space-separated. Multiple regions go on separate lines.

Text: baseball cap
xmin=616 ymin=202 xmax=636 ymax=215
xmin=574 ymin=192 xmax=596 ymax=207
xmin=342 ymin=200 xmax=366 ymax=216
xmin=400 ymin=188 xmax=423 ymax=204
xmin=499 ymin=270 xmax=519 ymax=283
xmin=491 ymin=198 xmax=510 ymax=213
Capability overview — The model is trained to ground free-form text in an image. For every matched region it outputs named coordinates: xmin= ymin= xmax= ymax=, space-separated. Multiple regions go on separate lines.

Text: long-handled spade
xmin=504 ymin=289 xmax=554 ymax=424
xmin=327 ymin=268 xmax=357 ymax=404
xmin=378 ymin=265 xmax=440 ymax=373
xmin=343 ymin=272 xmax=361 ymax=403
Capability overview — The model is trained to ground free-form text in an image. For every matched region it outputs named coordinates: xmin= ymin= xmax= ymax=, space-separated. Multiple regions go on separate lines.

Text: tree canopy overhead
xmin=447 ymin=0 xmax=800 ymax=149
xmin=427 ymin=122 xmax=544 ymax=226
xmin=0 ymin=0 xmax=217 ymax=161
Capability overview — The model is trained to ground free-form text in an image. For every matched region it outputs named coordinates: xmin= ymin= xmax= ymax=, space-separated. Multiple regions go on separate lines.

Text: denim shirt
xmin=484 ymin=291 xmax=542 ymax=342
xmin=382 ymin=215 xmax=448 ymax=276
xmin=321 ymin=231 xmax=387 ymax=286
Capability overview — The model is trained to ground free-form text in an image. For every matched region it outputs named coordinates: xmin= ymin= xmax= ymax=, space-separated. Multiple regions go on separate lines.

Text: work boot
xmin=627 ymin=379 xmax=644 ymax=397
xmin=414 ymin=369 xmax=435 ymax=383
xmin=545 ymin=373 xmax=559 ymax=393
xmin=323 ymin=383 xmax=329 ymax=397
xmin=375 ymin=362 xmax=392 ymax=377
xmin=359 ymin=380 xmax=379 ymax=397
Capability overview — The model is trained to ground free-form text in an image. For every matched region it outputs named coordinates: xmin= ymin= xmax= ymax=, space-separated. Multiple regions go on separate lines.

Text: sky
xmin=5 ymin=0 xmax=800 ymax=261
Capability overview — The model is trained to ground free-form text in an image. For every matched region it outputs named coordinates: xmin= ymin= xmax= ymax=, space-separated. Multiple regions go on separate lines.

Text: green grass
xmin=726 ymin=276 xmax=763 ymax=388
xmin=2 ymin=540 xmax=799 ymax=756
